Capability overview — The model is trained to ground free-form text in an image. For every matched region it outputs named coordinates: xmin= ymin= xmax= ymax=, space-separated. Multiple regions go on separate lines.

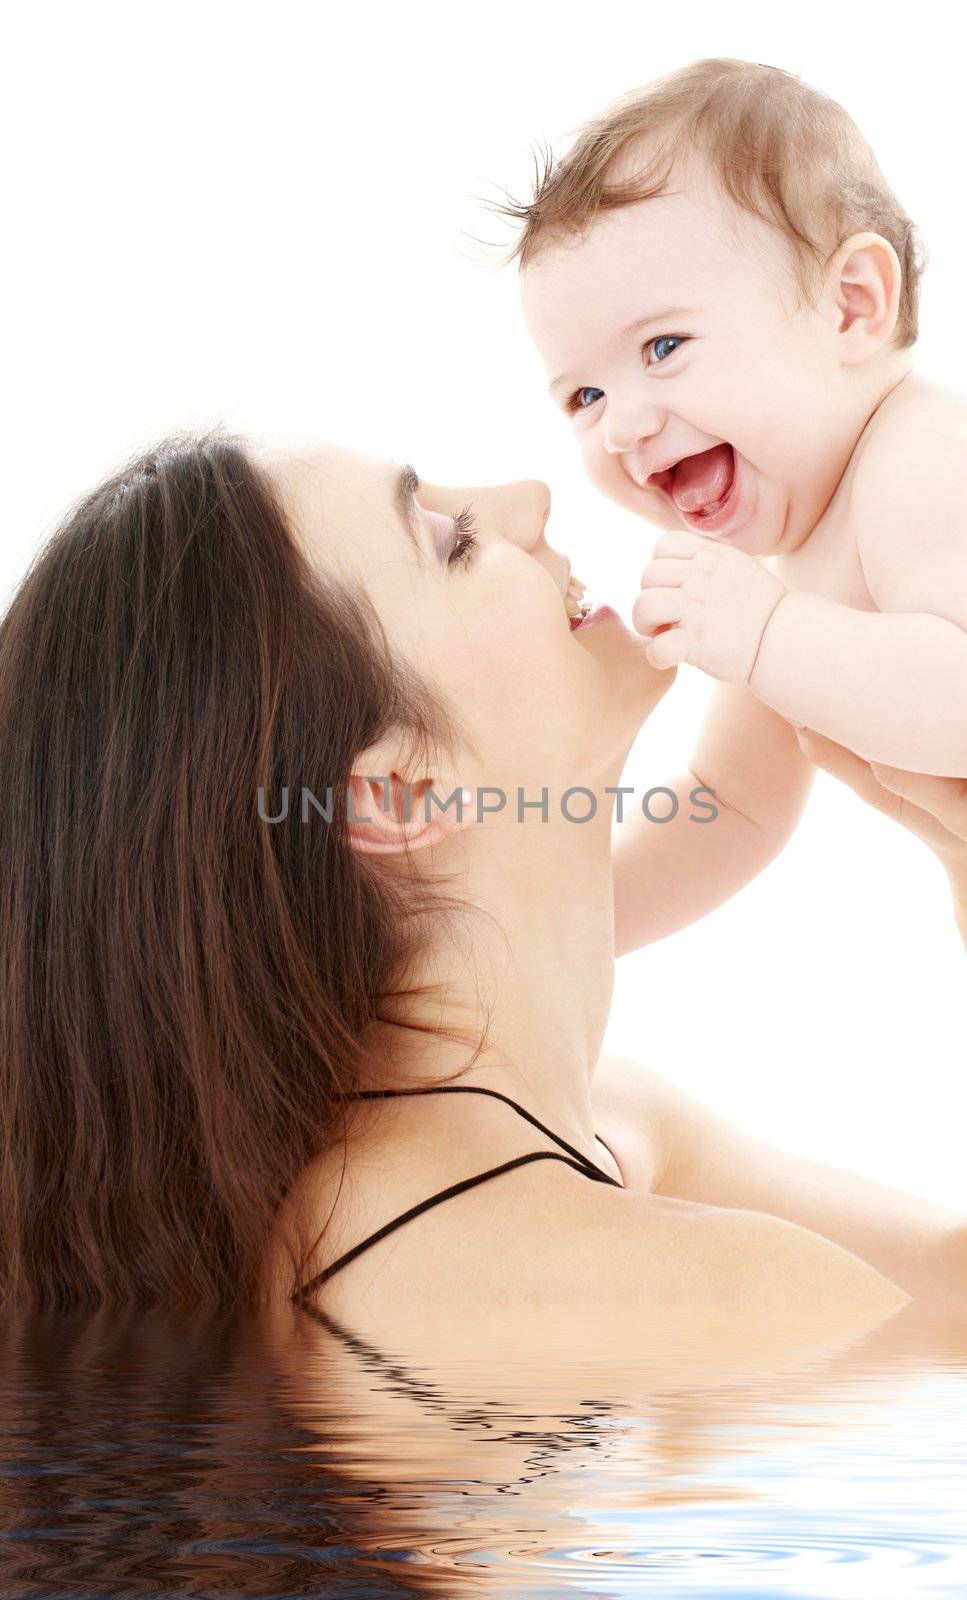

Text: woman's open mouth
xmin=564 ymin=577 xmax=620 ymax=632
xmin=565 ymin=576 xmax=592 ymax=629
xmin=648 ymin=442 xmax=743 ymax=534
xmin=570 ymin=602 xmax=617 ymax=631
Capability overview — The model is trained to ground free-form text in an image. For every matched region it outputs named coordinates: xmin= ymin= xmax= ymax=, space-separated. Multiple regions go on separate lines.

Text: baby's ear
xmin=824 ymin=231 xmax=902 ymax=361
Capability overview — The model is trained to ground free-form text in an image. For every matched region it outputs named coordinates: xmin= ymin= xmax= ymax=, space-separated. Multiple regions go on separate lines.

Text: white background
xmin=5 ymin=2 xmax=964 ymax=1204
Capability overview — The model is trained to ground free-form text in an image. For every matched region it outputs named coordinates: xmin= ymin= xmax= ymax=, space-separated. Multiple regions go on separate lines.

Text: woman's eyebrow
xmin=394 ymin=463 xmax=427 ymax=567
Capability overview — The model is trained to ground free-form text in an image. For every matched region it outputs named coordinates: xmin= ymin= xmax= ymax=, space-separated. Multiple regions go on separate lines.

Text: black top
xmin=291 ymin=1083 xmax=624 ymax=1303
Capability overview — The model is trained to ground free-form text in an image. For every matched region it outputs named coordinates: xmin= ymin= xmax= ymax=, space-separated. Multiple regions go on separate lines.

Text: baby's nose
xmin=604 ymin=419 xmax=650 ymax=455
xmin=603 ymin=401 xmax=664 ymax=457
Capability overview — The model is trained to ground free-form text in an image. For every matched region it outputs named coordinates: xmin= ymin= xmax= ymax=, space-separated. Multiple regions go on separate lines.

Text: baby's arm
xmin=749 ymin=595 xmax=967 ymax=775
xmin=612 ymin=680 xmax=814 ymax=955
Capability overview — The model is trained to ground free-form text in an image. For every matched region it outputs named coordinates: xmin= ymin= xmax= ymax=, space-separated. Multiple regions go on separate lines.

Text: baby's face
xmin=520 ymin=156 xmax=855 ymax=558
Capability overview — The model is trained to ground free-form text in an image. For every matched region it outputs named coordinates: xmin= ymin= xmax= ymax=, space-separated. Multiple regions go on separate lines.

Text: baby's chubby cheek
xmin=582 ymin=444 xmax=678 ymax=529
xmin=580 ymin=442 xmax=632 ymax=505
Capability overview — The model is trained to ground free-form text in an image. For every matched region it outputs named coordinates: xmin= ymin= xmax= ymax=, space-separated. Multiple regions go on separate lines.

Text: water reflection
xmin=0 ymin=1302 xmax=965 ymax=1596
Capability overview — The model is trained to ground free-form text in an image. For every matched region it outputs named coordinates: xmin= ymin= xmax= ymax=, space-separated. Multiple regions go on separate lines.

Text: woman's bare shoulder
xmin=263 ymin=1054 xmax=908 ymax=1367
xmin=272 ymin=1149 xmax=908 ymax=1373
xmin=591 ymin=1180 xmax=908 ymax=1333
xmin=494 ymin=1164 xmax=911 ymax=1353
xmin=592 ymin=1048 xmax=964 ymax=1305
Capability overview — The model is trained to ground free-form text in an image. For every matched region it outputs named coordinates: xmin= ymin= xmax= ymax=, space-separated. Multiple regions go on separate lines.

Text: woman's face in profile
xmin=262 ymin=438 xmax=672 ymax=797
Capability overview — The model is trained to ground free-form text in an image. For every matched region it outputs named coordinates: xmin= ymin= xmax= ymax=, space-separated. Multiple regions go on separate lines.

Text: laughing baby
xmin=512 ymin=57 xmax=967 ymax=945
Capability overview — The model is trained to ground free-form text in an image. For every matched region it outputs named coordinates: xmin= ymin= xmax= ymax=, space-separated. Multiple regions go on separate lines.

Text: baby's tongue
xmin=669 ymin=443 xmax=735 ymax=514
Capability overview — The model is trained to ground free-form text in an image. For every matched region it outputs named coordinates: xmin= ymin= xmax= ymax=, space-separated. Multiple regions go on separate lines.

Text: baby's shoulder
xmin=852 ymin=372 xmax=967 ymax=498
xmin=845 ymin=373 xmax=967 ymax=611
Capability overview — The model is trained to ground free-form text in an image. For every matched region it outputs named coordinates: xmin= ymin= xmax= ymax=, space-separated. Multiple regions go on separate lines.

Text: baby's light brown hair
xmin=499 ymin=58 xmax=925 ymax=348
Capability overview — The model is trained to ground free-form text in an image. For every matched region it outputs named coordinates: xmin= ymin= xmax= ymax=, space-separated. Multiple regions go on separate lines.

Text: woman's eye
xmin=567 ymin=386 xmax=605 ymax=414
xmin=648 ymin=334 xmax=688 ymax=363
xmin=447 ymin=505 xmax=479 ymax=568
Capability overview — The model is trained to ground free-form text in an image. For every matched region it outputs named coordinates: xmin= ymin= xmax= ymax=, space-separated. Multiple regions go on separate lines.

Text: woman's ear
xmin=346 ymin=770 xmax=474 ymax=856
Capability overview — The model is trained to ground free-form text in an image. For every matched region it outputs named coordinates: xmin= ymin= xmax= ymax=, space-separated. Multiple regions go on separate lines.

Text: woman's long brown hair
xmin=0 ymin=429 xmax=490 ymax=1313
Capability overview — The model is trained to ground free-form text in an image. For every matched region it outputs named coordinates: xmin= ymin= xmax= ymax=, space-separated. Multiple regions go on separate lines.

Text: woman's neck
xmin=367 ymin=804 xmax=619 ymax=1150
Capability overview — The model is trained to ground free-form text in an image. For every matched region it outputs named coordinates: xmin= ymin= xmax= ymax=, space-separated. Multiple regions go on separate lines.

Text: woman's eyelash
xmin=448 ymin=505 xmax=478 ymax=567
xmin=565 ymin=334 xmax=689 ymax=413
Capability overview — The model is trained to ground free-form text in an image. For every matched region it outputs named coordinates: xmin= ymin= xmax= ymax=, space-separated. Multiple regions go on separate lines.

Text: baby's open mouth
xmin=648 ymin=442 xmax=736 ymax=518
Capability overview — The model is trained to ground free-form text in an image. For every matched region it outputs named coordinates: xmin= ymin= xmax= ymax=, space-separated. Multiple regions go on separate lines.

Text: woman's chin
xmin=581 ymin=668 xmax=676 ymax=781
xmin=584 ymin=615 xmax=677 ymax=703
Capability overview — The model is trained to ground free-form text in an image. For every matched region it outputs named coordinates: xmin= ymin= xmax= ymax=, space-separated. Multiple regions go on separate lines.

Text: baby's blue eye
xmin=571 ymin=386 xmax=604 ymax=412
xmin=650 ymin=335 xmax=686 ymax=362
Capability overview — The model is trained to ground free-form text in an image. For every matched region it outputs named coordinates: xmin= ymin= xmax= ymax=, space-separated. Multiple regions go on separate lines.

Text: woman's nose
xmin=495 ymin=479 xmax=551 ymax=549
xmin=421 ymin=478 xmax=551 ymax=551
xmin=417 ymin=475 xmax=575 ymax=592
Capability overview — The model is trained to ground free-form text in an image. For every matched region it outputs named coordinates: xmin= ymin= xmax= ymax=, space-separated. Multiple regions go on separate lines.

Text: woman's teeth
xmin=565 ymin=576 xmax=589 ymax=619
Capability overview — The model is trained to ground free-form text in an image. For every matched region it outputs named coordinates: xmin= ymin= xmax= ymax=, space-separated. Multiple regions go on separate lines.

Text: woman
xmin=1 ymin=428 xmax=962 ymax=1352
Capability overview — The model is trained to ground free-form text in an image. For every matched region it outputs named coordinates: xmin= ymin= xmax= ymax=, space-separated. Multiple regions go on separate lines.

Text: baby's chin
xmin=703 ymin=522 xmax=779 ymax=557
xmin=663 ymin=486 xmax=787 ymax=558
xmin=717 ymin=501 xmax=791 ymax=558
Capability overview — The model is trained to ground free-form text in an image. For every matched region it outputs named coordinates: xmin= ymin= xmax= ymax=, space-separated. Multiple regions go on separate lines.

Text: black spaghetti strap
xmin=289 ymin=1083 xmax=624 ymax=1305
xmin=293 ymin=1149 xmax=617 ymax=1301
xmin=350 ymin=1083 xmax=621 ymax=1183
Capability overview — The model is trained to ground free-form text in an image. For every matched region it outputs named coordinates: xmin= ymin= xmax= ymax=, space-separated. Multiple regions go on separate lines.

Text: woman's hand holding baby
xmin=795 ymin=728 xmax=967 ymax=949
xmin=634 ymin=529 xmax=788 ymax=680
